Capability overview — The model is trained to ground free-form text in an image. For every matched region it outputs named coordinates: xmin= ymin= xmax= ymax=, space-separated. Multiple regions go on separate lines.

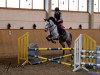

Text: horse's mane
xmin=48 ymin=16 xmax=57 ymax=25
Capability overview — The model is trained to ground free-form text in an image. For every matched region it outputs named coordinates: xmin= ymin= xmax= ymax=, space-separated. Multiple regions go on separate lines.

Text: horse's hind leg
xmin=66 ymin=34 xmax=72 ymax=55
xmin=66 ymin=40 xmax=73 ymax=60
xmin=66 ymin=40 xmax=72 ymax=53
xmin=66 ymin=40 xmax=71 ymax=48
xmin=66 ymin=33 xmax=72 ymax=53
xmin=59 ymin=40 xmax=65 ymax=55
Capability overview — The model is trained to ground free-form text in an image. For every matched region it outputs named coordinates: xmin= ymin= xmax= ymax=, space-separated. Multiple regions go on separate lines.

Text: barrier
xmin=18 ymin=33 xmax=100 ymax=73
xmin=73 ymin=34 xmax=97 ymax=72
xmin=97 ymin=46 xmax=100 ymax=68
xmin=28 ymin=48 xmax=72 ymax=51
xmin=28 ymin=50 xmax=72 ymax=66
xmin=18 ymin=32 xmax=73 ymax=66
xmin=18 ymin=32 xmax=30 ymax=65
xmin=27 ymin=47 xmax=73 ymax=66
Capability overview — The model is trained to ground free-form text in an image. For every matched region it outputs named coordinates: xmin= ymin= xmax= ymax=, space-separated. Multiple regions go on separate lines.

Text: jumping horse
xmin=44 ymin=16 xmax=72 ymax=55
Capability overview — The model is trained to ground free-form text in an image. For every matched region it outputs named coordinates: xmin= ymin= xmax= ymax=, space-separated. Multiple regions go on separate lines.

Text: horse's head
xmin=44 ymin=16 xmax=56 ymax=32
xmin=44 ymin=18 xmax=51 ymax=32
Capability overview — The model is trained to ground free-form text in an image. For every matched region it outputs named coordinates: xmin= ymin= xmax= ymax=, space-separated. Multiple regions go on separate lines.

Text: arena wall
xmin=0 ymin=9 xmax=100 ymax=29
xmin=0 ymin=9 xmax=46 ymax=29
xmin=0 ymin=29 xmax=99 ymax=58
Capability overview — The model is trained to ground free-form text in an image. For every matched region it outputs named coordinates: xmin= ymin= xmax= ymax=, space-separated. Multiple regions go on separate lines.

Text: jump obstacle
xmin=18 ymin=32 xmax=29 ymax=65
xmin=18 ymin=32 xmax=73 ymax=66
xmin=28 ymin=47 xmax=73 ymax=66
xmin=73 ymin=34 xmax=99 ymax=72
xmin=18 ymin=32 xmax=100 ymax=73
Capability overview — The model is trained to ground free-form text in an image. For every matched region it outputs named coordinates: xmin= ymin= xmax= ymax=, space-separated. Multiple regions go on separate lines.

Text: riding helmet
xmin=55 ymin=7 xmax=59 ymax=11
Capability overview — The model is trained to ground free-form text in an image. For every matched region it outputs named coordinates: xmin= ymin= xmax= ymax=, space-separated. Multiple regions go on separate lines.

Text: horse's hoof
xmin=47 ymin=39 xmax=51 ymax=41
xmin=71 ymin=56 xmax=73 ymax=60
xmin=54 ymin=42 xmax=56 ymax=43
xmin=46 ymin=38 xmax=51 ymax=41
xmin=52 ymin=41 xmax=56 ymax=43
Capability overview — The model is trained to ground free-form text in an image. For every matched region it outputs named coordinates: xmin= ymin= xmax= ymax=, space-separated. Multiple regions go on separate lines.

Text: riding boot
xmin=57 ymin=28 xmax=61 ymax=36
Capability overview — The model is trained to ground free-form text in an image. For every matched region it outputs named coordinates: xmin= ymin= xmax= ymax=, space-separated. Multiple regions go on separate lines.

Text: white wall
xmin=94 ymin=13 xmax=100 ymax=29
xmin=0 ymin=9 xmax=100 ymax=29
xmin=63 ymin=12 xmax=89 ymax=29
xmin=52 ymin=12 xmax=89 ymax=29
xmin=0 ymin=9 xmax=46 ymax=29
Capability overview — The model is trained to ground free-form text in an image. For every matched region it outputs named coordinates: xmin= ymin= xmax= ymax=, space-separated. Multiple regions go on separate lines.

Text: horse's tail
xmin=70 ymin=33 xmax=72 ymax=42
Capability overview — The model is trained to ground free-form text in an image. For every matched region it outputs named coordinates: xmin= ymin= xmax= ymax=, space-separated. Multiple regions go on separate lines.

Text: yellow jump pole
xmin=30 ymin=48 xmax=73 ymax=51
xmin=18 ymin=37 xmax=21 ymax=64
xmin=18 ymin=32 xmax=29 ymax=65
xmin=83 ymin=34 xmax=96 ymax=69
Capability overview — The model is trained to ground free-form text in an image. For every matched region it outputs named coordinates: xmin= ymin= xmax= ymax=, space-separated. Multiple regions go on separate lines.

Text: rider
xmin=54 ymin=7 xmax=65 ymax=36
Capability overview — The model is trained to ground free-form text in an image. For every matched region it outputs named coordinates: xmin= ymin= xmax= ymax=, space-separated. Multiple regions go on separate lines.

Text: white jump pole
xmin=73 ymin=34 xmax=89 ymax=72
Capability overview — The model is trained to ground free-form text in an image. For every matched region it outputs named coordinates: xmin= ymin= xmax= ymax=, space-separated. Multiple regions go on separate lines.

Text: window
xmin=59 ymin=0 xmax=68 ymax=10
xmin=0 ymin=0 xmax=6 ymax=7
xmin=0 ymin=0 xmax=88 ymax=11
xmin=0 ymin=0 xmax=44 ymax=9
xmin=79 ymin=0 xmax=87 ymax=11
xmin=69 ymin=0 xmax=78 ymax=11
xmin=51 ymin=0 xmax=87 ymax=12
xmin=33 ymin=0 xmax=44 ymax=9
xmin=51 ymin=0 xmax=58 ymax=10
xmin=20 ymin=0 xmax=32 ymax=9
xmin=94 ymin=0 xmax=99 ymax=12
xmin=7 ymin=0 xmax=19 ymax=8
xmin=99 ymin=0 xmax=100 ymax=12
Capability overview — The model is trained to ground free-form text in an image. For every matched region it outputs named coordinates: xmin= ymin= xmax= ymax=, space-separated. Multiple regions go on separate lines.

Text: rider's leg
xmin=58 ymin=27 xmax=62 ymax=36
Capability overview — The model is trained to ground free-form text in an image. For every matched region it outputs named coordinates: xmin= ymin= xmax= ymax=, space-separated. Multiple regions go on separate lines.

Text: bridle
xmin=47 ymin=21 xmax=57 ymax=32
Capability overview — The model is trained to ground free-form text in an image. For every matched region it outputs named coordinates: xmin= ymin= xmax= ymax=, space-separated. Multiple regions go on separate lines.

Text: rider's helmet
xmin=55 ymin=7 xmax=59 ymax=11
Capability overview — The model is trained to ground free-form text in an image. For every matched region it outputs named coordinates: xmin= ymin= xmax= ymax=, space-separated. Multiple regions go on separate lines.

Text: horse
xmin=44 ymin=16 xmax=72 ymax=55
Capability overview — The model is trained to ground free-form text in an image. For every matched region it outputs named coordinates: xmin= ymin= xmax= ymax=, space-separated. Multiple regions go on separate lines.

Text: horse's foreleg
xmin=46 ymin=35 xmax=52 ymax=41
xmin=46 ymin=35 xmax=56 ymax=43
xmin=50 ymin=36 xmax=58 ymax=43
xmin=51 ymin=39 xmax=56 ymax=43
